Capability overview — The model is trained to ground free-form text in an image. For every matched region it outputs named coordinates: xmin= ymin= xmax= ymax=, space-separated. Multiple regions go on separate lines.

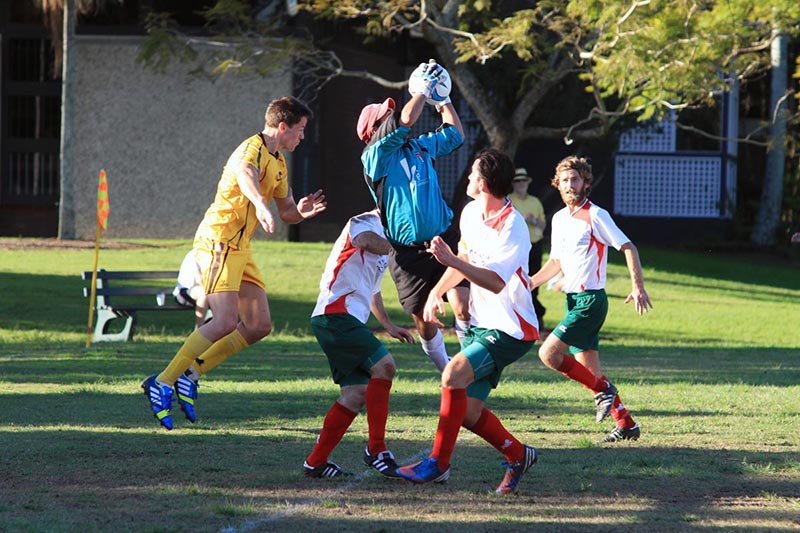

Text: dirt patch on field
xmin=0 ymin=238 xmax=155 ymax=250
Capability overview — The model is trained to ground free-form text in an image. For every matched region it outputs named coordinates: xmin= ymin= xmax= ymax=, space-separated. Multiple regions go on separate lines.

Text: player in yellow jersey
xmin=142 ymin=96 xmax=327 ymax=430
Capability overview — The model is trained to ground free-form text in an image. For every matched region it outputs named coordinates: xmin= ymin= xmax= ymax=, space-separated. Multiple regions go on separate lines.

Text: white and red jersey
xmin=550 ymin=199 xmax=630 ymax=293
xmin=312 ymin=211 xmax=389 ymax=324
xmin=459 ymin=200 xmax=539 ymax=341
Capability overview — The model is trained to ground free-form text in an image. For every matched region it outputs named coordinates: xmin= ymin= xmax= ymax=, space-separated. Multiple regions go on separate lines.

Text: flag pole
xmin=86 ymin=219 xmax=101 ymax=348
xmin=86 ymin=169 xmax=108 ymax=348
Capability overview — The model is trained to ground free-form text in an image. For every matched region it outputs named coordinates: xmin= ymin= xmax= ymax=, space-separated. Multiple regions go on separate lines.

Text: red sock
xmin=467 ymin=408 xmax=524 ymax=463
xmin=306 ymin=401 xmax=358 ymax=467
xmin=610 ymin=394 xmax=636 ymax=428
xmin=431 ymin=387 xmax=467 ymax=470
xmin=365 ymin=378 xmax=392 ymax=455
xmin=557 ymin=355 xmax=605 ymax=392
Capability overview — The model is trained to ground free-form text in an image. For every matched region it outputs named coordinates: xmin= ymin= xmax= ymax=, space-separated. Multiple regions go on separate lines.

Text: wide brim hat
xmin=513 ymin=167 xmax=531 ymax=181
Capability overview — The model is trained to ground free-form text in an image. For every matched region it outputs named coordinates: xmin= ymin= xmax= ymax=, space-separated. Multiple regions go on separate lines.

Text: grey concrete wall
xmin=69 ymin=35 xmax=292 ymax=240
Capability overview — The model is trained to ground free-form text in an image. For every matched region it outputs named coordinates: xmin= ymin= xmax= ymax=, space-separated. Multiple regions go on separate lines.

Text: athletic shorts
xmin=461 ymin=327 xmax=535 ymax=402
xmin=389 ymin=224 xmax=468 ymax=315
xmin=195 ymin=241 xmax=265 ymax=294
xmin=553 ymin=289 xmax=608 ymax=355
xmin=311 ymin=314 xmax=389 ymax=386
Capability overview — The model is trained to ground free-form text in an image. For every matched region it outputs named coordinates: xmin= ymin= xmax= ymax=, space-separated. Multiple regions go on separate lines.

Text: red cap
xmin=356 ymin=97 xmax=396 ymax=143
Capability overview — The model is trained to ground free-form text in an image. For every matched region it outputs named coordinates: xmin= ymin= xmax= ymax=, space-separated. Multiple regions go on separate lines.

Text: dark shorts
xmin=553 ymin=289 xmax=608 ymax=355
xmin=311 ymin=314 xmax=389 ymax=386
xmin=389 ymin=224 xmax=468 ymax=315
xmin=461 ymin=327 xmax=535 ymax=401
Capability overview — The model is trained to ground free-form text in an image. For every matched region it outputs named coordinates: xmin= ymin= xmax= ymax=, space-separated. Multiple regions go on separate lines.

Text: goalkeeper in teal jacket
xmin=356 ymin=60 xmax=470 ymax=372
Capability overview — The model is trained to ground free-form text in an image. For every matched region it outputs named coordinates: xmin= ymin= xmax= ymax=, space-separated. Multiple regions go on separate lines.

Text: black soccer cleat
xmin=303 ymin=460 xmax=350 ymax=478
xmin=363 ymin=448 xmax=402 ymax=479
xmin=597 ymin=423 xmax=641 ymax=443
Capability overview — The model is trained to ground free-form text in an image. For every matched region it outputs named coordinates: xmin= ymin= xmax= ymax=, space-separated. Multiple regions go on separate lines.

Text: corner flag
xmin=97 ymin=169 xmax=109 ymax=230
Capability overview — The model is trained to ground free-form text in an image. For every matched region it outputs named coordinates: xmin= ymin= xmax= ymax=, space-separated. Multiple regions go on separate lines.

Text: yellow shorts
xmin=195 ymin=242 xmax=265 ymax=294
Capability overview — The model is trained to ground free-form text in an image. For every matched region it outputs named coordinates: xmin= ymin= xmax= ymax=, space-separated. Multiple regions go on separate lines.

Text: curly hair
xmin=552 ymin=156 xmax=593 ymax=191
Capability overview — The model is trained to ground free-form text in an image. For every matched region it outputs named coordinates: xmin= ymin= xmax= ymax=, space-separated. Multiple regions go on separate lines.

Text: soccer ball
xmin=427 ymin=66 xmax=451 ymax=104
xmin=409 ymin=61 xmax=452 ymax=106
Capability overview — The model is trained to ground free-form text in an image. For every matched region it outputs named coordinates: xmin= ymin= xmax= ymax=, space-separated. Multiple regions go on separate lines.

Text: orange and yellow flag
xmin=97 ymin=169 xmax=109 ymax=230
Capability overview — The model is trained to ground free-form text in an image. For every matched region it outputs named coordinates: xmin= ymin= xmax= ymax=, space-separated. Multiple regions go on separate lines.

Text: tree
xmin=751 ymin=30 xmax=789 ymax=245
xmin=50 ymin=0 xmax=800 ymax=242
xmin=142 ymin=2 xmax=798 ymax=142
xmin=57 ymin=0 xmax=76 ymax=239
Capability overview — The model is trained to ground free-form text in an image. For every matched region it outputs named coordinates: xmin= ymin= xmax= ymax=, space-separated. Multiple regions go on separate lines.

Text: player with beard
xmin=530 ymin=156 xmax=652 ymax=443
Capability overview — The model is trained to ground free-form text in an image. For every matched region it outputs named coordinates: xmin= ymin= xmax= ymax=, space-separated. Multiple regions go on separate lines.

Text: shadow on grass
xmin=1 ymin=339 xmax=798 ymax=388
xmin=1 ymin=426 xmax=798 ymax=532
xmin=0 ymin=272 xmax=320 ymax=336
xmin=634 ymin=247 xmax=800 ymax=291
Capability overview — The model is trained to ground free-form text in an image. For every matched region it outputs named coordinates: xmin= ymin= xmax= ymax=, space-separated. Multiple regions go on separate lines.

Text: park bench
xmin=82 ymin=269 xmax=195 ymax=342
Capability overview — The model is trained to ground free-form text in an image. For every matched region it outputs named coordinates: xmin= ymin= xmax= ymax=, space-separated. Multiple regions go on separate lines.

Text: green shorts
xmin=311 ymin=314 xmax=389 ymax=386
xmin=553 ymin=289 xmax=608 ymax=355
xmin=461 ymin=327 xmax=534 ymax=402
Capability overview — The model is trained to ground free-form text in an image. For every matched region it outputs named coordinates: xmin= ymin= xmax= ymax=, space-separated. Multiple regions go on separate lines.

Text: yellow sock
xmin=194 ymin=330 xmax=249 ymax=376
xmin=157 ymin=330 xmax=213 ymax=385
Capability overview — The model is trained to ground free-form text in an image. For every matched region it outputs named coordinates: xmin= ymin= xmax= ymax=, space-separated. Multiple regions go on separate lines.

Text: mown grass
xmin=0 ymin=238 xmax=798 ymax=532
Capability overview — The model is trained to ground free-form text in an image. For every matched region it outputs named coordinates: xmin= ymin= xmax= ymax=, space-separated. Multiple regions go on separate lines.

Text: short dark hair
xmin=553 ymin=156 xmax=593 ymax=190
xmin=265 ymin=96 xmax=313 ymax=128
xmin=474 ymin=148 xmax=515 ymax=198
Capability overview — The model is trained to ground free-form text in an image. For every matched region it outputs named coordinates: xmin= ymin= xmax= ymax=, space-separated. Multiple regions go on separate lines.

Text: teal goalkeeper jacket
xmin=361 ymin=123 xmax=464 ymax=247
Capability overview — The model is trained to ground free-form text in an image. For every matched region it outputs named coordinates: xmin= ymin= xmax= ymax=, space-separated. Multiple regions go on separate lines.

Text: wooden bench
xmin=82 ymin=269 xmax=196 ymax=342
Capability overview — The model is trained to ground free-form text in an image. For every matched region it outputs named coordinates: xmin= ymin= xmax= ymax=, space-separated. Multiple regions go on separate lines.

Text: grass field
xmin=1 ymin=238 xmax=799 ymax=532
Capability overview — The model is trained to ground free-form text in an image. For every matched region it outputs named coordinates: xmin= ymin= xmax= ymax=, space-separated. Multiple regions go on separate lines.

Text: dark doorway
xmin=0 ymin=1 xmax=61 ymax=237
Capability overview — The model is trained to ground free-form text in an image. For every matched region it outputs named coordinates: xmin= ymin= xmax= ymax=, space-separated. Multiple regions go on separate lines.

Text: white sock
xmin=420 ymin=329 xmax=450 ymax=372
xmin=185 ymin=367 xmax=201 ymax=382
xmin=454 ymin=318 xmax=470 ymax=348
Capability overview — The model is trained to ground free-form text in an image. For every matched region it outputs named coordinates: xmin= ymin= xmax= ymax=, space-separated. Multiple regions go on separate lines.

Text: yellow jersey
xmin=194 ymin=133 xmax=289 ymax=249
xmin=509 ymin=193 xmax=545 ymax=244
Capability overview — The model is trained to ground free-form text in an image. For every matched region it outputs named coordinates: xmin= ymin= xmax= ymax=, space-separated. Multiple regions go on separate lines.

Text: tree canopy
xmin=35 ymin=0 xmax=800 ymax=242
xmin=138 ymin=0 xmax=800 ymax=155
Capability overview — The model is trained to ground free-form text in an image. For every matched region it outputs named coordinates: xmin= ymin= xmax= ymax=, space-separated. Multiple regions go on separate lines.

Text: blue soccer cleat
xmin=175 ymin=373 xmax=199 ymax=423
xmin=141 ymin=375 xmax=174 ymax=430
xmin=397 ymin=457 xmax=450 ymax=484
xmin=495 ymin=445 xmax=538 ymax=495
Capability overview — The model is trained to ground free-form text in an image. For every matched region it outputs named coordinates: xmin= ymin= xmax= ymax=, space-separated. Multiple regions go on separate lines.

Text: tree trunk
xmin=57 ymin=0 xmax=75 ymax=239
xmin=751 ymin=30 xmax=787 ymax=246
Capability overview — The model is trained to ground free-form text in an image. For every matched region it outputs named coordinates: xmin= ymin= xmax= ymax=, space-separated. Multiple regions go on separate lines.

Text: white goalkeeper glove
xmin=433 ymin=95 xmax=452 ymax=112
xmin=408 ymin=61 xmax=442 ymax=98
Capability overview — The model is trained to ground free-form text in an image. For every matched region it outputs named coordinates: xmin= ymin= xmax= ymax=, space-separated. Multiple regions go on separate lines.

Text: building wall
xmin=69 ymin=35 xmax=292 ymax=240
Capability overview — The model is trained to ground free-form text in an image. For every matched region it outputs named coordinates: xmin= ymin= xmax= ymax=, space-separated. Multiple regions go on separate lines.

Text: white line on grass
xmin=222 ymin=449 xmax=431 ymax=533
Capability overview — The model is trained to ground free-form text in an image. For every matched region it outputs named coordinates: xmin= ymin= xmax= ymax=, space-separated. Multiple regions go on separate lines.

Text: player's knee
xmin=537 ymin=345 xmax=560 ymax=368
xmin=340 ymin=388 xmax=366 ymax=411
xmin=441 ymin=361 xmax=468 ymax=388
xmin=213 ymin=315 xmax=239 ymax=336
xmin=370 ymin=359 xmax=396 ymax=381
xmin=378 ymin=364 xmax=397 ymax=381
xmin=251 ymin=321 xmax=272 ymax=340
